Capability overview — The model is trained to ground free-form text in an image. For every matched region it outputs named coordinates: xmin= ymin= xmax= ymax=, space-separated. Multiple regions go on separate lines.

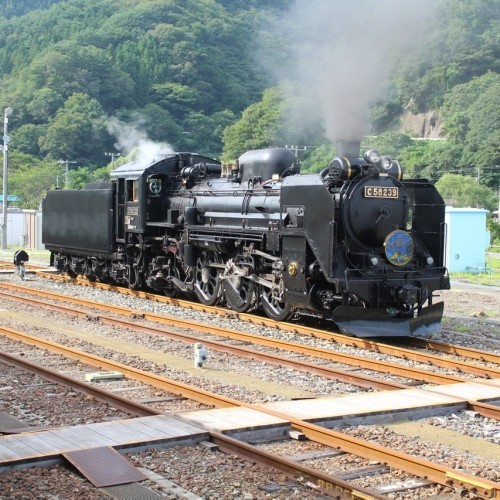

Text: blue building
xmin=0 ymin=194 xmax=19 ymax=206
xmin=445 ymin=207 xmax=490 ymax=272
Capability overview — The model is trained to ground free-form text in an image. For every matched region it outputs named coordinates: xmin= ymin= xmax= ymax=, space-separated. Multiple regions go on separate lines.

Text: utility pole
xmin=105 ymin=152 xmax=121 ymax=168
xmin=1 ymin=107 xmax=13 ymax=250
xmin=58 ymin=160 xmax=77 ymax=189
xmin=285 ymin=145 xmax=309 ymax=158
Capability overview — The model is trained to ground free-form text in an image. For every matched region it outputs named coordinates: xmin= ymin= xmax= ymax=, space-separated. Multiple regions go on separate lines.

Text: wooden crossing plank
xmin=0 ymin=416 xmax=210 ymax=468
xmin=257 ymin=387 xmax=466 ymax=421
xmin=118 ymin=418 xmax=174 ymax=439
xmin=160 ymin=415 xmax=213 ymax=436
xmin=0 ymin=440 xmax=24 ymax=460
xmin=2 ymin=380 xmax=499 ymax=471
xmin=0 ymin=435 xmax=39 ymax=458
xmin=55 ymin=425 xmax=118 ymax=449
xmin=8 ymin=432 xmax=72 ymax=457
xmin=134 ymin=415 xmax=205 ymax=437
xmin=217 ymin=407 xmax=288 ymax=428
xmin=179 ymin=407 xmax=288 ymax=431
xmin=127 ymin=415 xmax=181 ymax=436
xmin=0 ymin=431 xmax=75 ymax=458
xmin=85 ymin=420 xmax=154 ymax=445
xmin=428 ymin=379 xmax=500 ymax=401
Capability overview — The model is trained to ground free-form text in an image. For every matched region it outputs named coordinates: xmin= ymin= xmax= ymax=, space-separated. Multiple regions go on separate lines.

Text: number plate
xmin=364 ymin=186 xmax=399 ymax=198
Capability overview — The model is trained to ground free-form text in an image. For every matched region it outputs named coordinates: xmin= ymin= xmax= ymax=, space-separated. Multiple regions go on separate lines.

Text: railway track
xmin=0 ymin=281 xmax=499 ymax=390
xmin=1 ymin=260 xmax=499 ymax=497
xmin=31 ymin=268 xmax=499 ymax=361
xmin=1 ymin=328 xmax=499 ymax=498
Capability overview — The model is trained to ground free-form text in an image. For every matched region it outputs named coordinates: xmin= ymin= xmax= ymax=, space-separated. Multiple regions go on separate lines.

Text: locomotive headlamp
xmin=426 ymin=256 xmax=434 ymax=265
xmin=364 ymin=149 xmax=381 ymax=164
xmin=370 ymin=257 xmax=379 ymax=266
xmin=381 ymin=156 xmax=392 ymax=170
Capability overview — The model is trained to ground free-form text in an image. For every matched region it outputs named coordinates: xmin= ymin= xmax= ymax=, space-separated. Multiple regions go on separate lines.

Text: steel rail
xmin=1 ymin=325 xmax=498 ymax=498
xmin=33 ymin=273 xmax=500 ymax=365
xmin=0 ymin=289 xmax=406 ymax=390
xmin=0 ymin=351 xmax=160 ymax=417
xmin=402 ymin=336 xmax=500 ymax=364
xmin=0 ymin=351 xmax=380 ymax=500
xmin=0 ymin=325 xmax=238 ymax=409
xmin=0 ymin=285 xmax=498 ymax=383
xmin=1 ymin=287 xmax=492 ymax=388
xmin=208 ymin=431 xmax=382 ymax=499
xmin=271 ymin=410 xmax=499 ymax=499
xmin=466 ymin=400 xmax=500 ymax=420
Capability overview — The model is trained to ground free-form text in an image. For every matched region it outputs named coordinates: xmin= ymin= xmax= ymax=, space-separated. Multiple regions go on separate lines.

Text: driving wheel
xmin=223 ymin=275 xmax=255 ymax=313
xmin=261 ymin=287 xmax=294 ymax=321
xmin=194 ymin=252 xmax=221 ymax=305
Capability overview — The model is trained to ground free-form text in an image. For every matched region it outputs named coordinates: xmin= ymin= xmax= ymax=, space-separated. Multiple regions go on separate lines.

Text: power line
xmin=105 ymin=152 xmax=121 ymax=168
xmin=58 ymin=159 xmax=77 ymax=189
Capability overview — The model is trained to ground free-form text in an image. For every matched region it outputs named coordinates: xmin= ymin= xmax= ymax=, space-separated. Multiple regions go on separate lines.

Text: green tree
xmin=435 ymin=173 xmax=497 ymax=210
xmin=138 ymin=103 xmax=182 ymax=145
xmin=26 ymin=88 xmax=64 ymax=124
xmin=181 ymin=109 xmax=236 ymax=157
xmin=299 ymin=143 xmax=336 ymax=173
xmin=7 ymin=153 xmax=62 ymax=209
xmin=390 ymin=0 xmax=499 ymax=112
xmin=11 ymin=124 xmax=45 ymax=156
xmin=440 ymin=72 xmax=499 ymax=187
xmin=39 ymin=93 xmax=112 ymax=163
xmin=221 ymin=85 xmax=324 ymax=162
xmin=28 ymin=41 xmax=135 ymax=110
xmin=222 ymin=87 xmax=285 ymax=161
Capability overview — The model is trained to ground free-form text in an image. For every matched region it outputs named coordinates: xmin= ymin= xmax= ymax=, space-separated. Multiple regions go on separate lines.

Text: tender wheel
xmin=194 ymin=253 xmax=221 ymax=305
xmin=65 ymin=266 xmax=77 ymax=279
xmin=222 ymin=276 xmax=255 ymax=313
xmin=84 ymin=257 xmax=98 ymax=282
xmin=261 ymin=287 xmax=294 ymax=321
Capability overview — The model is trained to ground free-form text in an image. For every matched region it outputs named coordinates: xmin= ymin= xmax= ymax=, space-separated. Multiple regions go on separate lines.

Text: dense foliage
xmin=221 ymin=0 xmax=498 ymax=209
xmin=0 ymin=0 xmax=498 ymax=213
xmin=0 ymin=0 xmax=288 ymax=207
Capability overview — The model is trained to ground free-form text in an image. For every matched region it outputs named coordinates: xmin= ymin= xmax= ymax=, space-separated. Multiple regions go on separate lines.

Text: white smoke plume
xmin=272 ymin=0 xmax=436 ymax=145
xmin=107 ymin=117 xmax=175 ymax=167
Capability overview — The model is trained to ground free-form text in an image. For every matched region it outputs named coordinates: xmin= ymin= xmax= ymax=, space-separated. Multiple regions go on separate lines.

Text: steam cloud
xmin=107 ymin=117 xmax=174 ymax=167
xmin=274 ymin=0 xmax=435 ymax=144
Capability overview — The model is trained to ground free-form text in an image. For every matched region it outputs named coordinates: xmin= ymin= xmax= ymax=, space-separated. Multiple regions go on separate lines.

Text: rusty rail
xmin=1 ymin=325 xmax=498 ymax=498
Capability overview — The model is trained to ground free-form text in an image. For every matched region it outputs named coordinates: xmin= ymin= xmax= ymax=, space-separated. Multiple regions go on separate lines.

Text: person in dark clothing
xmin=13 ymin=250 xmax=29 ymax=280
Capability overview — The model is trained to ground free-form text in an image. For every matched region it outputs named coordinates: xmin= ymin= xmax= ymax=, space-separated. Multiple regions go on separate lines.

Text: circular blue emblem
xmin=384 ymin=230 xmax=414 ymax=266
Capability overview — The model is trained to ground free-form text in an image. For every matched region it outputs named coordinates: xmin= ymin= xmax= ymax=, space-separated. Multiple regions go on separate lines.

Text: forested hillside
xmin=222 ymin=0 xmax=499 ymax=199
xmin=0 ymin=0 xmax=498 ymax=211
xmin=0 ymin=0 xmax=285 ymax=160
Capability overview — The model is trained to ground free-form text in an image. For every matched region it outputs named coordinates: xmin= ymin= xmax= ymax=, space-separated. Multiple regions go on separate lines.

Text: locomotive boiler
xmin=42 ymin=143 xmax=450 ymax=337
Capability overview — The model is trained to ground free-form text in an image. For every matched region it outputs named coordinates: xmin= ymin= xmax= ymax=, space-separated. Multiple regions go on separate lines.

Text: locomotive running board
xmin=331 ymin=302 xmax=445 ymax=338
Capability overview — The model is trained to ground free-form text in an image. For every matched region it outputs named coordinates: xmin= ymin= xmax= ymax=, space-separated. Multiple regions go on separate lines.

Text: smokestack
xmin=335 ymin=140 xmax=361 ymax=158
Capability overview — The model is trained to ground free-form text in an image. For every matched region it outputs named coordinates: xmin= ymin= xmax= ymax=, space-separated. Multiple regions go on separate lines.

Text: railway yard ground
xmin=0 ymin=251 xmax=498 ymax=499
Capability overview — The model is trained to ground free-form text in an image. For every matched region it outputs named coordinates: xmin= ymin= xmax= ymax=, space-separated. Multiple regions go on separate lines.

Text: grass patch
xmin=0 ymin=247 xmax=51 ymax=265
xmin=450 ymin=251 xmax=500 ymax=286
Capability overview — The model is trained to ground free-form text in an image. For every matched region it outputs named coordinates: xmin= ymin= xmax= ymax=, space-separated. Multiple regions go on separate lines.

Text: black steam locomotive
xmin=42 ymin=143 xmax=450 ymax=337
